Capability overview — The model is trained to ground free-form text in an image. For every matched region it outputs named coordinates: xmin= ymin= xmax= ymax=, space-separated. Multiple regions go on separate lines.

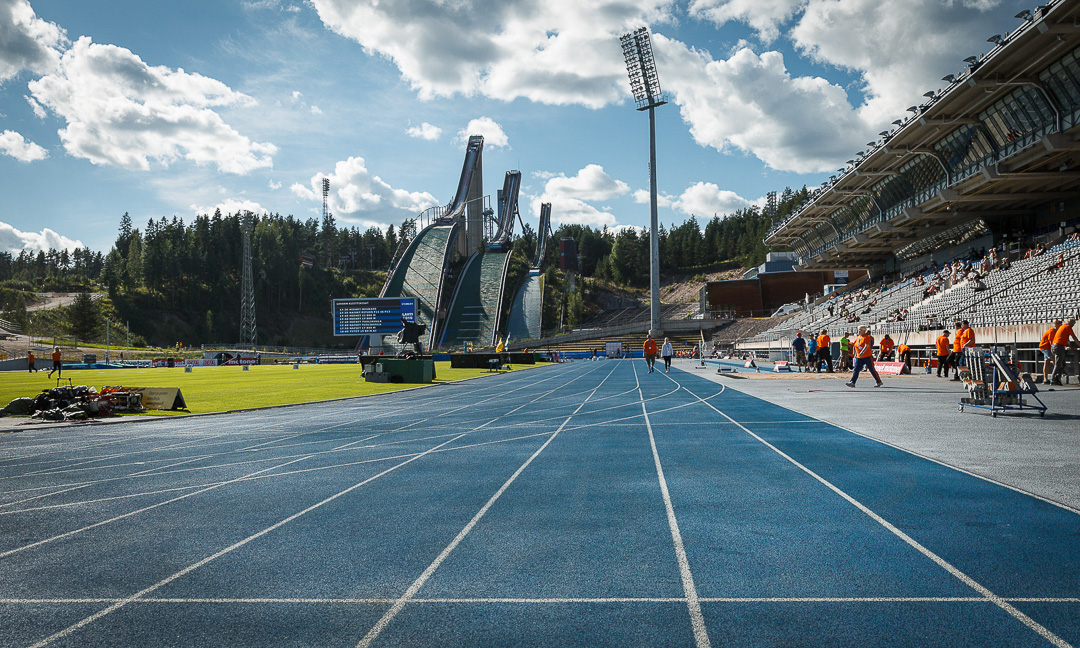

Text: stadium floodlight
xmin=892 ymin=119 xmax=903 ymax=126
xmin=620 ymin=26 xmax=667 ymax=337
xmin=987 ymin=34 xmax=1003 ymax=45
xmin=906 ymin=106 xmax=919 ymax=113
xmin=1016 ymin=9 xmax=1031 ymax=20
xmin=923 ymin=91 xmax=936 ymax=99
xmin=879 ymin=131 xmax=890 ymax=137
xmin=964 ymin=55 xmax=979 ymax=65
xmin=942 ymin=74 xmax=956 ymax=83
xmin=846 ymin=160 xmax=856 ymax=165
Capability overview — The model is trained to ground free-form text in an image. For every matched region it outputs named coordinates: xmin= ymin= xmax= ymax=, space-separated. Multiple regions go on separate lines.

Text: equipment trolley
xmin=957 ymin=347 xmax=1047 ymax=417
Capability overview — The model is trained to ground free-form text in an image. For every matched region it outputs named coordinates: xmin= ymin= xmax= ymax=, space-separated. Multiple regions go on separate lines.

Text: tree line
xmin=0 ymin=185 xmax=807 ymax=347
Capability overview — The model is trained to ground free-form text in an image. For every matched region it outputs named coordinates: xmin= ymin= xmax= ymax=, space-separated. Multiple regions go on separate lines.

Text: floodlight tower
xmin=621 ymin=27 xmax=667 ymax=336
xmin=240 ymin=212 xmax=257 ymax=347
xmin=322 ymin=177 xmax=330 ymax=222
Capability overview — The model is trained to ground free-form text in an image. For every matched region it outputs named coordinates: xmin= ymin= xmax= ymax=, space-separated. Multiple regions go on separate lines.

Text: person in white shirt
xmin=661 ymin=337 xmax=674 ymax=373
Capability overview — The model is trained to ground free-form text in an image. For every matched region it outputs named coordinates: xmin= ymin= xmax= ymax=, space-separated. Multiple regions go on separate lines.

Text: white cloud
xmin=672 ymin=182 xmax=753 ymax=216
xmin=309 ymin=104 xmax=322 ymax=115
xmin=0 ymin=129 xmax=47 ymax=161
xmin=0 ymin=0 xmax=67 ymax=82
xmin=790 ymin=0 xmax=1010 ymax=126
xmin=24 ymin=93 xmax=46 ymax=118
xmin=406 ymin=122 xmax=442 ymax=141
xmin=656 ymin=37 xmax=868 ymax=173
xmin=27 ymin=37 xmax=277 ymax=174
xmin=268 ymin=179 xmax=282 ymax=190
xmin=458 ymin=116 xmax=509 ymax=149
xmin=632 ymin=189 xmax=674 ymax=209
xmin=290 ymin=156 xmax=438 ymax=224
xmin=309 ymin=0 xmax=674 ymax=107
xmin=0 ymin=220 xmax=81 ymax=253
xmin=689 ymin=0 xmax=806 ymax=43
xmin=531 ymin=164 xmax=630 ymax=228
xmin=544 ymin=164 xmax=629 ymax=202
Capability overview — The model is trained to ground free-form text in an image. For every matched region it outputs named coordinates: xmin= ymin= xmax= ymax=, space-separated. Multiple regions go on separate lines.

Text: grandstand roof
xmin=765 ymin=0 xmax=1080 ymax=270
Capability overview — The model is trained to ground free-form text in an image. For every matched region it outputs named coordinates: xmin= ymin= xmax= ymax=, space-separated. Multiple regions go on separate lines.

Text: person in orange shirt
xmin=935 ymin=330 xmax=951 ymax=377
xmin=846 ymin=325 xmax=883 ymax=388
xmin=878 ymin=334 xmax=895 ymax=362
xmin=1037 ymin=320 xmax=1060 ymax=384
xmin=1050 ymin=317 xmax=1079 ymax=385
xmin=896 ymin=343 xmax=911 ymax=372
xmin=949 ymin=320 xmax=966 ymax=381
xmin=815 ymin=329 xmax=833 ymax=373
xmin=643 ymin=333 xmax=658 ymax=374
xmin=27 ymin=350 xmax=36 ymax=373
xmin=47 ymin=348 xmax=62 ymax=378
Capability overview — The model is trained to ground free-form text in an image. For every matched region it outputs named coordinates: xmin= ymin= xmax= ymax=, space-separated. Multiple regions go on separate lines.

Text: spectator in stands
xmin=878 ymin=334 xmax=895 ymax=362
xmin=791 ymin=332 xmax=807 ymax=372
xmin=1038 ymin=320 xmax=1061 ymax=384
xmin=643 ymin=334 xmax=658 ymax=373
xmin=839 ymin=332 xmax=853 ymax=371
xmin=846 ymin=326 xmax=883 ymax=388
xmin=661 ymin=337 xmax=674 ymax=373
xmin=936 ymin=330 xmax=951 ymax=377
xmin=1050 ymin=318 xmax=1079 ymax=386
xmin=1046 ymin=252 xmax=1065 ymax=275
xmin=816 ymin=329 xmax=833 ymax=373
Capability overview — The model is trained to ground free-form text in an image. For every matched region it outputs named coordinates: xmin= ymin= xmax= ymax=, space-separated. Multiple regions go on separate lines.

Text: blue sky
xmin=1 ymin=0 xmax=1030 ymax=254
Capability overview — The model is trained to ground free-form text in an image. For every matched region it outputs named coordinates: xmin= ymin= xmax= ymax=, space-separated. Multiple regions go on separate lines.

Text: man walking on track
xmin=643 ymin=334 xmax=658 ymax=373
xmin=846 ymin=325 xmax=883 ymax=388
xmin=935 ymin=330 xmax=951 ymax=377
xmin=27 ymin=350 xmax=35 ymax=373
xmin=661 ymin=337 xmax=674 ymax=373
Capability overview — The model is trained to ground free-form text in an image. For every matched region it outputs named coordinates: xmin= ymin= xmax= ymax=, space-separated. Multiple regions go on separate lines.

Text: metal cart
xmin=957 ymin=347 xmax=1047 ymax=417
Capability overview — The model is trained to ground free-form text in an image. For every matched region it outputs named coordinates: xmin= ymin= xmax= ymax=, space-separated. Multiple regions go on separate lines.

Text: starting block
xmin=773 ymin=361 xmax=791 ymax=372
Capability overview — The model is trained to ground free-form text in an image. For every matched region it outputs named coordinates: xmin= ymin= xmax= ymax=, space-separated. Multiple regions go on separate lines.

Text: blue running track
xmin=0 ymin=360 xmax=1077 ymax=647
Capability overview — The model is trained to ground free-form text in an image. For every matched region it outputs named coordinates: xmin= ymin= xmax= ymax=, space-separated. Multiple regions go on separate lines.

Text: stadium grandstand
xmin=721 ymin=0 xmax=1080 ymax=378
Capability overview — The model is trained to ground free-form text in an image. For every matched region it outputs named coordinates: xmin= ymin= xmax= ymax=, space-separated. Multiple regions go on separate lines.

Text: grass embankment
xmin=1 ymin=362 xmax=538 ymax=416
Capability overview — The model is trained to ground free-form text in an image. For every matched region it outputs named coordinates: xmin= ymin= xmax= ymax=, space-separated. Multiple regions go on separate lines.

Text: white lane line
xmin=0 ymin=455 xmax=312 ymax=559
xmin=637 ymin=364 xmax=712 ymax=648
xmin=24 ymin=426 xmax=483 ymax=648
xmin=23 ymin=364 xmax=607 ymax=648
xmin=354 ymin=363 xmax=618 ymax=648
xmin=8 ymin=596 xmax=1080 ymax=605
xmin=1 ymin=429 xmax=564 ymax=516
xmin=683 ymin=385 xmax=1075 ymax=648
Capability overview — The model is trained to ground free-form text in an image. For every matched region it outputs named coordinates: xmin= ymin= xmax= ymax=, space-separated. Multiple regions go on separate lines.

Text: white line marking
xmin=354 ymin=363 xmax=618 ymax=648
xmin=681 ymin=382 xmax=1074 ymax=648
xmin=0 ymin=456 xmax=312 ymax=559
xmin=637 ymin=364 xmax=712 ymax=648
xmin=24 ymin=428 xmax=481 ymax=648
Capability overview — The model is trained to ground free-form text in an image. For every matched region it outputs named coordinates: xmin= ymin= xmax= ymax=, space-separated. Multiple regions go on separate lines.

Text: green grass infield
xmin=1 ymin=362 xmax=541 ymax=417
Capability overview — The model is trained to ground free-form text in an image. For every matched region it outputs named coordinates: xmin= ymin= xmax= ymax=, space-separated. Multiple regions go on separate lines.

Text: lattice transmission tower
xmin=240 ymin=212 xmax=257 ymax=347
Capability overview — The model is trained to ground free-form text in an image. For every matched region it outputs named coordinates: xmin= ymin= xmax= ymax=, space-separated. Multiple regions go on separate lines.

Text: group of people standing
xmin=1039 ymin=318 xmax=1079 ymax=385
xmin=933 ymin=321 xmax=976 ymax=381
